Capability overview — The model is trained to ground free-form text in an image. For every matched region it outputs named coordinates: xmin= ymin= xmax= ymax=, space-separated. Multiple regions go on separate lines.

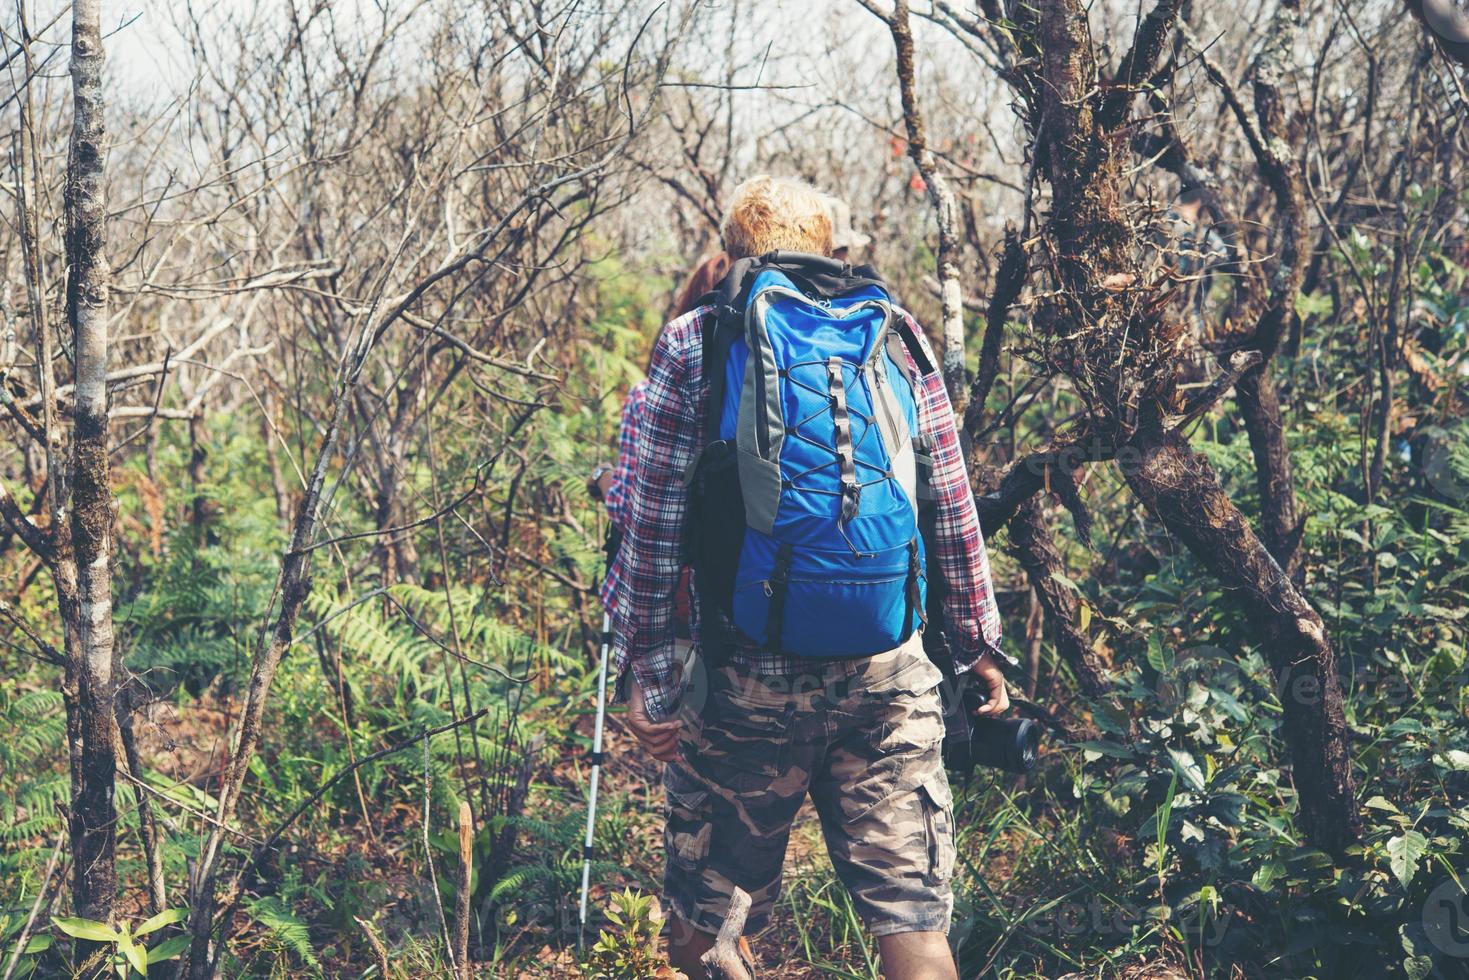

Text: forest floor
xmin=118 ymin=693 xmax=1205 ymax=978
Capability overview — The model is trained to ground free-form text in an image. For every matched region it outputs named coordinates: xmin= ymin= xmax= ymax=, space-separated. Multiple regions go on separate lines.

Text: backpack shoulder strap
xmin=887 ymin=310 xmax=938 ymax=380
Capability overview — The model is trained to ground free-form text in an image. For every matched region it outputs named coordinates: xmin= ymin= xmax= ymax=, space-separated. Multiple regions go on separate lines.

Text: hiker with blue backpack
xmin=612 ymin=175 xmax=1011 ymax=979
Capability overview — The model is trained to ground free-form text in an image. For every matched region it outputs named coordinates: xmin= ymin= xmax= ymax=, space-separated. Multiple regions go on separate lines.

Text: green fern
xmin=0 ymin=688 xmax=66 ymax=853
xmin=244 ymin=895 xmax=319 ymax=969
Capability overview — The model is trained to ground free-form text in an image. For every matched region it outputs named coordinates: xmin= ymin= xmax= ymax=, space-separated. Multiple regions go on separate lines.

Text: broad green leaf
xmin=135 ymin=909 xmax=187 ymax=937
xmin=52 ymin=917 xmax=120 ymax=943
xmin=1051 ymin=571 xmax=1080 ymax=594
xmin=1386 ymin=831 xmax=1428 ymax=889
xmin=1168 ymin=748 xmax=1206 ymax=792
xmin=1404 ymin=954 xmax=1434 ymax=980
xmin=1147 ymin=631 xmax=1169 ymax=673
xmin=1074 ymin=740 xmax=1133 ymax=760
xmin=1253 ymin=859 xmax=1285 ymax=891
xmin=146 ymin=935 xmax=191 ymax=964
xmin=1434 ymin=749 xmax=1469 ymax=771
xmin=120 ymin=937 xmax=148 ymax=976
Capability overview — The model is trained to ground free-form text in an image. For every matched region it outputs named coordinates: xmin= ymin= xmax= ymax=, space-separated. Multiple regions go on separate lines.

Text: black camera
xmin=940 ymin=673 xmax=1042 ymax=774
xmin=923 ymin=627 xmax=1042 ymax=775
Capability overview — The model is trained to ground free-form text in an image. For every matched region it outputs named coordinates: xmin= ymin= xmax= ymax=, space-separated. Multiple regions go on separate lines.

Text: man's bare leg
xmin=876 ymin=931 xmax=959 ymax=980
xmin=667 ymin=915 xmax=717 ymax=976
xmin=667 ymin=915 xmax=758 ymax=978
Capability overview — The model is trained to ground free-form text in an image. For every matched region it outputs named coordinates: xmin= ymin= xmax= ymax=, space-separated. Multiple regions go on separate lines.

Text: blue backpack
xmin=687 ymin=252 xmax=937 ymax=660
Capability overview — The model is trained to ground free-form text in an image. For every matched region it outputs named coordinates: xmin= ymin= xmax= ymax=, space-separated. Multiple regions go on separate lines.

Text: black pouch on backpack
xmin=685 ymin=438 xmax=744 ymax=614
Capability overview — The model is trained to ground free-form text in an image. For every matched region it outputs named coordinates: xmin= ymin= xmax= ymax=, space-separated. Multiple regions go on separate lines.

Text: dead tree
xmin=965 ymin=0 xmax=1364 ymax=854
xmin=897 ymin=3 xmax=1107 ymax=697
xmin=0 ymin=0 xmax=124 ymax=967
xmin=65 ymin=0 xmax=120 ymax=945
xmin=1176 ymin=1 xmax=1309 ymax=581
xmin=0 ymin=4 xmax=283 ymax=951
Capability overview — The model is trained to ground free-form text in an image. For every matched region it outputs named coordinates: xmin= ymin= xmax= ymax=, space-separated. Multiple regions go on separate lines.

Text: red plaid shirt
xmin=613 ymin=305 xmax=1005 ymax=719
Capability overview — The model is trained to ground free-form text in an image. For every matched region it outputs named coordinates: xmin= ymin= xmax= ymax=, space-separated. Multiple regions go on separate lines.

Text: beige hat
xmin=826 ymin=195 xmax=871 ymax=254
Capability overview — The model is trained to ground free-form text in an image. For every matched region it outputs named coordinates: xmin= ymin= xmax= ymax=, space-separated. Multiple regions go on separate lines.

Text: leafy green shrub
xmin=51 ymin=908 xmax=190 ymax=977
xmin=585 ymin=888 xmax=668 ymax=980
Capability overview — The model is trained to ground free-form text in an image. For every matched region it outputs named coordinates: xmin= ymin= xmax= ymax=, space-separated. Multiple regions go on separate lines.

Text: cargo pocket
xmin=698 ymin=682 xmax=792 ymax=782
xmin=665 ymin=766 xmax=712 ymax=872
xmin=865 ymin=652 xmax=945 ymax=757
xmin=918 ymin=774 xmax=956 ymax=885
xmin=839 ymin=648 xmax=945 ymax=825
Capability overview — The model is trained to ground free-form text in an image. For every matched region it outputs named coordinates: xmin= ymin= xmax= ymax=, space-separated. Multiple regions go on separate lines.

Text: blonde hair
xmin=720 ymin=175 xmax=833 ymax=259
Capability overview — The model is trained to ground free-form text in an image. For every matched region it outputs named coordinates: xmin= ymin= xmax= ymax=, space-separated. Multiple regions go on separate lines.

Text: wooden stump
xmin=699 ymin=887 xmax=756 ymax=980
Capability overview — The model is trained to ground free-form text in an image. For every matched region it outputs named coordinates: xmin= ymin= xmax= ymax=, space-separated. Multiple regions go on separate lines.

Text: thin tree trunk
xmin=1121 ymin=422 xmax=1363 ymax=855
xmin=1216 ymin=0 xmax=1308 ymax=580
xmin=374 ymin=425 xmax=420 ymax=588
xmin=63 ymin=0 xmax=120 ymax=958
xmin=118 ymin=704 xmax=167 ymax=913
xmin=1236 ymin=365 xmax=1304 ymax=580
xmin=1008 ymin=496 xmax=1110 ymax=697
xmin=1366 ymin=52 xmax=1425 ymax=503
xmin=886 ymin=0 xmax=967 ymax=410
xmin=188 ymin=412 xmax=210 ymax=545
xmin=1023 ymin=587 xmax=1042 ymax=698
xmin=262 ymin=394 xmax=291 ymax=531
xmin=454 ymin=801 xmax=472 ymax=978
xmin=185 ymin=389 xmax=346 ymax=976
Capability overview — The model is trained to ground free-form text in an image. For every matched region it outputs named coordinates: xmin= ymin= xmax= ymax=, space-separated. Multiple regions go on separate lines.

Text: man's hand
xmin=627 ymin=679 xmax=683 ymax=762
xmin=969 ymin=651 xmax=1010 ymax=716
xmin=587 ymin=463 xmax=614 ymax=502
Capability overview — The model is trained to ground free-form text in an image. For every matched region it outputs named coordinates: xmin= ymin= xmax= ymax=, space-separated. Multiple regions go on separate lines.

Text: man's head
xmin=721 ymin=175 xmax=833 ymax=259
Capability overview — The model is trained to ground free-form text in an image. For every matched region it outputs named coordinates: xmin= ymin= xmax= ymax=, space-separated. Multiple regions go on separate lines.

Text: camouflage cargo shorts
xmin=662 ymin=633 xmax=956 ymax=937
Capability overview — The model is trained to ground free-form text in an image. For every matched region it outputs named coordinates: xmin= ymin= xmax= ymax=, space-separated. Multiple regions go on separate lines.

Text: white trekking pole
xmin=578 ymin=610 xmax=613 ymax=948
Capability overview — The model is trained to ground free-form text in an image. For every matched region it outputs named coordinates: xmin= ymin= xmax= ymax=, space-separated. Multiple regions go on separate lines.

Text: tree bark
xmin=1008 ymin=496 xmax=1110 ymax=697
xmin=1193 ymin=0 xmax=1308 ymax=580
xmin=1120 ymin=422 xmax=1363 ymax=855
xmin=1007 ymin=0 xmax=1363 ymax=854
xmin=453 ymin=801 xmax=472 ymax=978
xmin=63 ymin=0 xmax=120 ymax=956
xmin=1236 ymin=364 xmax=1304 ymax=578
xmin=701 ymin=887 xmax=756 ymax=980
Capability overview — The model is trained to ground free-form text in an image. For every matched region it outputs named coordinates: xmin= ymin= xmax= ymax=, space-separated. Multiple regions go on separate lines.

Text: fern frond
xmin=245 ymin=895 xmax=320 ymax=969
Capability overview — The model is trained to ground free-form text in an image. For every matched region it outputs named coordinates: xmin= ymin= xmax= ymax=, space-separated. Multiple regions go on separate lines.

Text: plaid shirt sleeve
xmin=903 ymin=311 xmax=1011 ymax=672
xmin=602 ymin=379 xmax=647 ymax=532
xmin=611 ymin=311 xmax=705 ymax=720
